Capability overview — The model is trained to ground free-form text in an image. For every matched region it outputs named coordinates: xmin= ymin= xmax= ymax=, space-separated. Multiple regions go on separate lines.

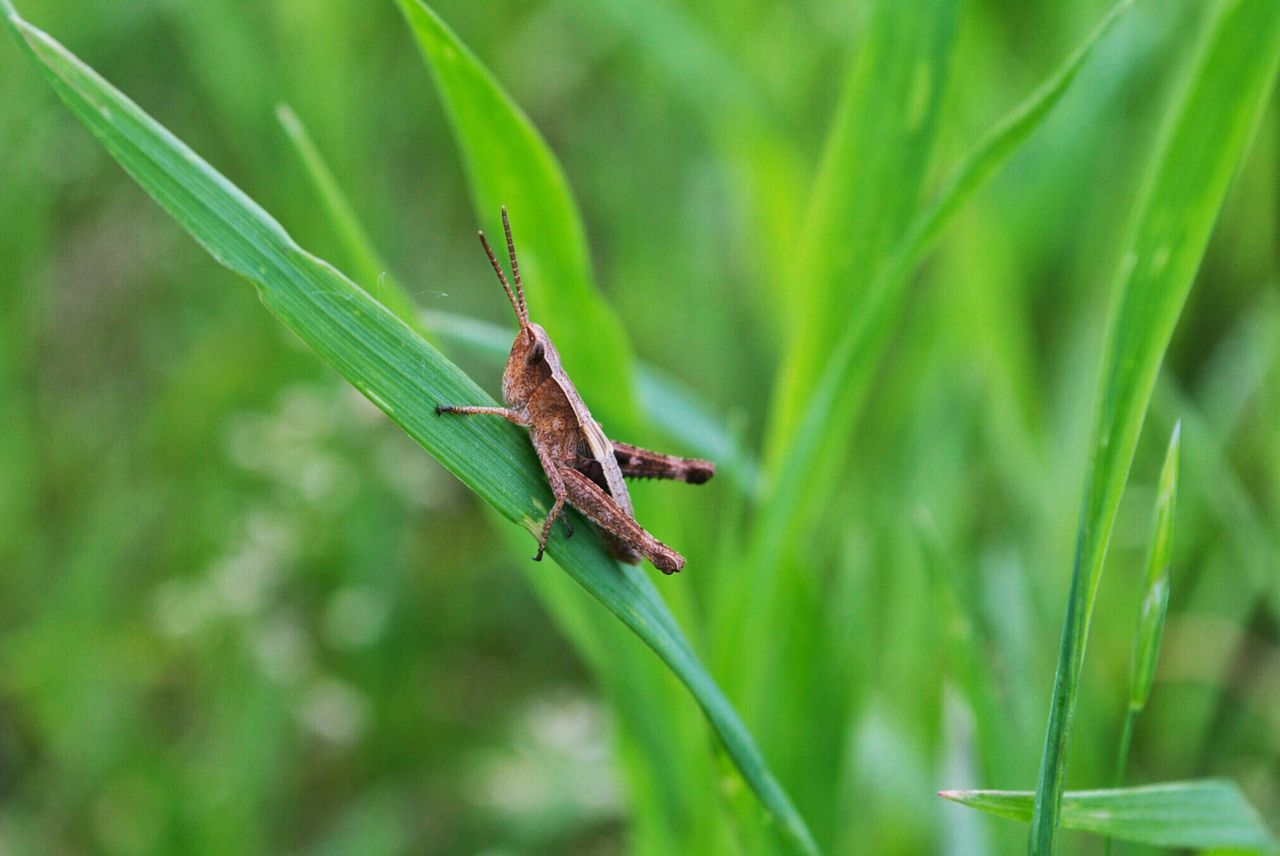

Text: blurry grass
xmin=1028 ymin=3 xmax=1280 ymax=850
xmin=0 ymin=3 xmax=815 ymax=852
xmin=717 ymin=0 xmax=1137 ymax=719
xmin=766 ymin=0 xmax=958 ymax=455
xmin=1106 ymin=422 xmax=1179 ymax=856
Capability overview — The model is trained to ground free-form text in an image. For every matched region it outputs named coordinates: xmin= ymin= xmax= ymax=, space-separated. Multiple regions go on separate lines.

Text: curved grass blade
xmin=720 ymin=0 xmax=1136 ymax=707
xmin=1029 ymin=4 xmax=1280 ymax=851
xmin=393 ymin=0 xmax=637 ymax=429
xmin=941 ymin=780 xmax=1277 ymax=850
xmin=0 ymin=6 xmax=816 ymax=853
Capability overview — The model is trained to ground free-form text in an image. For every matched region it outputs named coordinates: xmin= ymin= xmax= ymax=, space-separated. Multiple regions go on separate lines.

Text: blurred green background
xmin=2 ymin=0 xmax=1278 ymax=853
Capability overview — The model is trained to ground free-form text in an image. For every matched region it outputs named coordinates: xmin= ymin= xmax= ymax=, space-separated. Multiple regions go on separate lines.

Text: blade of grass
xmin=1108 ymin=421 xmax=1179 ymax=856
xmin=759 ymin=0 xmax=1134 ymax=558
xmin=0 ymin=6 xmax=817 ymax=852
xmin=1114 ymin=422 xmax=1180 ymax=785
xmin=393 ymin=0 xmax=637 ymax=429
xmin=719 ymin=0 xmax=1136 ymax=708
xmin=1028 ymin=3 xmax=1280 ymax=851
xmin=1154 ymin=371 xmax=1279 ymax=601
xmin=941 ymin=780 xmax=1277 ymax=850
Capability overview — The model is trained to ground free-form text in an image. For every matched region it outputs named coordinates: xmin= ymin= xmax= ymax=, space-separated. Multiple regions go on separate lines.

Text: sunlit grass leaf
xmin=0 ymin=4 xmax=816 ymax=852
xmin=720 ymin=0 xmax=1135 ymax=708
xmin=393 ymin=0 xmax=637 ymax=429
xmin=1030 ymin=3 xmax=1280 ymax=851
xmin=941 ymin=780 xmax=1278 ymax=851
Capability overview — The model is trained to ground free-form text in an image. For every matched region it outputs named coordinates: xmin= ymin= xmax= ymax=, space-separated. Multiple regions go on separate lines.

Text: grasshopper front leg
xmin=436 ymin=405 xmax=573 ymax=543
xmin=558 ymin=466 xmax=684 ymax=574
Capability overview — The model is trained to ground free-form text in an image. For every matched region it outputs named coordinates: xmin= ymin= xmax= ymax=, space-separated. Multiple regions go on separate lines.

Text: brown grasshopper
xmin=435 ymin=207 xmax=714 ymax=574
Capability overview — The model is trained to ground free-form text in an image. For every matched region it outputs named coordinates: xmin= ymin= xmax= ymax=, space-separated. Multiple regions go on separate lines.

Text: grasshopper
xmin=436 ymin=208 xmax=714 ymax=573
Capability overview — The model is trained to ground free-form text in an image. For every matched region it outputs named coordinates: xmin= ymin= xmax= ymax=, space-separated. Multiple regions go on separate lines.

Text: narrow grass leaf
xmin=275 ymin=104 xmax=406 ymax=314
xmin=0 ymin=6 xmax=816 ymax=852
xmin=1109 ymin=422 xmax=1180 ymax=856
xmin=941 ymin=780 xmax=1278 ymax=850
xmin=1129 ymin=421 xmax=1180 ymax=714
xmin=393 ymin=0 xmax=638 ymax=428
xmin=1030 ymin=4 xmax=1280 ymax=851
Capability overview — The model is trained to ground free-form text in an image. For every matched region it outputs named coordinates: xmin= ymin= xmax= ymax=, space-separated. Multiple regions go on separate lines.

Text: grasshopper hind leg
xmin=557 ymin=466 xmax=684 ymax=573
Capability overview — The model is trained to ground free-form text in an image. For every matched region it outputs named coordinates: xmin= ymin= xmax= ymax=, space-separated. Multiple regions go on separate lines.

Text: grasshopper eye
xmin=526 ymin=341 xmax=545 ymax=365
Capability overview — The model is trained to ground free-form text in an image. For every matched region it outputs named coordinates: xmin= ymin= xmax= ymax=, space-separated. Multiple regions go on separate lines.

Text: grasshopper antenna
xmin=478 ymin=221 xmax=527 ymax=329
xmin=500 ymin=206 xmax=528 ymax=322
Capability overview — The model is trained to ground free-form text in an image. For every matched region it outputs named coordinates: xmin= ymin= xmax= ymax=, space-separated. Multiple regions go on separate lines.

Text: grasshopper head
xmin=502 ymin=323 xmax=554 ymax=407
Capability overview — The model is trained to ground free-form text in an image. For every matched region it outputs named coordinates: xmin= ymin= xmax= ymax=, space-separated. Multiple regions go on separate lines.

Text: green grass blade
xmin=0 ymin=6 xmax=816 ymax=853
xmin=1110 ymin=422 xmax=1180 ymax=856
xmin=941 ymin=780 xmax=1278 ymax=850
xmin=766 ymin=0 xmax=958 ymax=455
xmin=894 ymin=1 xmax=1133 ymax=282
xmin=1029 ymin=4 xmax=1280 ymax=852
xmin=722 ymin=0 xmax=1134 ymax=707
xmin=1128 ymin=421 xmax=1180 ymax=715
xmin=393 ymin=0 xmax=638 ymax=428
